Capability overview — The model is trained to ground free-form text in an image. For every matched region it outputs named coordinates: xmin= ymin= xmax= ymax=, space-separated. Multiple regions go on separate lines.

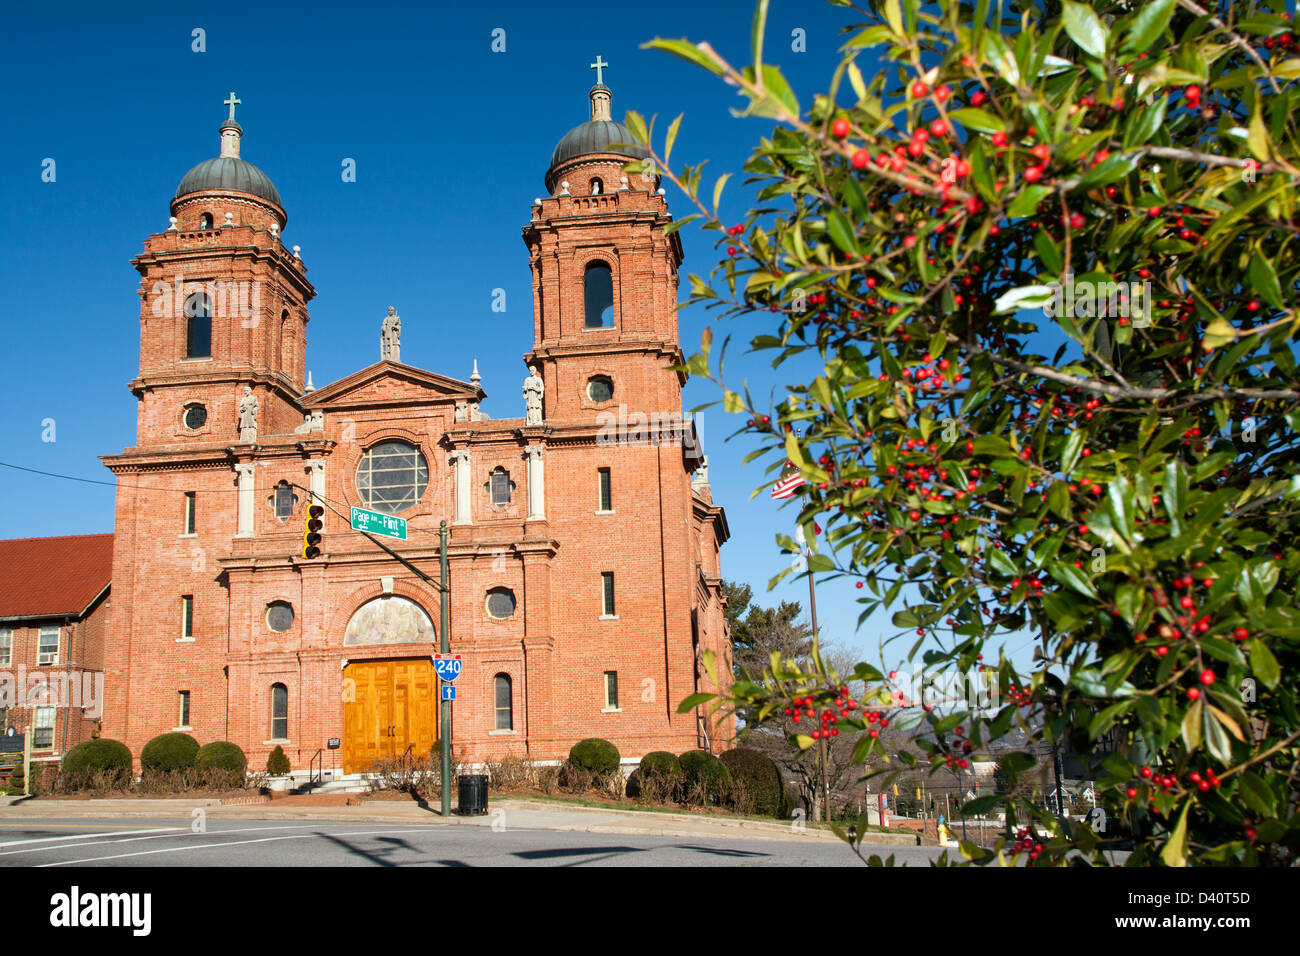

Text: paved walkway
xmin=0 ymin=795 xmax=921 ymax=846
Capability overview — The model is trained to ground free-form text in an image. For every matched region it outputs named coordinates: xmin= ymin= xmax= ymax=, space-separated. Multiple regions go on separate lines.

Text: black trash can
xmin=457 ymin=774 xmax=489 ymax=815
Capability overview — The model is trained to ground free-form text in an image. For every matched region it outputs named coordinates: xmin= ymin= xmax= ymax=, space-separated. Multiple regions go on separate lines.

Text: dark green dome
xmin=175 ymin=156 xmax=282 ymax=207
xmin=549 ymin=118 xmax=651 ymax=169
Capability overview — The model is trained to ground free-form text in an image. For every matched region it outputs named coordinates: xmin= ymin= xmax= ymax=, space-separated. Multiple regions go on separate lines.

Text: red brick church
xmin=88 ymin=70 xmax=732 ymax=776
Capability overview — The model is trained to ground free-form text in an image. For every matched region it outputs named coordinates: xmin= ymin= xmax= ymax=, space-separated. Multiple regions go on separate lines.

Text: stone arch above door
xmin=343 ymin=596 xmax=436 ymax=646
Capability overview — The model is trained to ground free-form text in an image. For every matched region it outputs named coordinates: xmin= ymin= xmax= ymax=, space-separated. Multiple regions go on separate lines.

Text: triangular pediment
xmin=303 ymin=360 xmax=482 ymax=410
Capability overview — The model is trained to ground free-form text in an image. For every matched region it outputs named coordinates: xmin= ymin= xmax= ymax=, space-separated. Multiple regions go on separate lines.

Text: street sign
xmin=327 ymin=738 xmax=341 ymax=750
xmin=441 ymin=685 xmax=456 ymax=701
xmin=433 ymin=654 xmax=463 ymax=682
xmin=350 ymin=506 xmax=408 ymax=541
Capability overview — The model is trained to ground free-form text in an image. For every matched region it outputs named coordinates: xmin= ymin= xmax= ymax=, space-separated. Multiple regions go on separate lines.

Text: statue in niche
xmin=523 ymin=365 xmax=544 ymax=425
xmin=237 ymin=386 xmax=258 ymax=442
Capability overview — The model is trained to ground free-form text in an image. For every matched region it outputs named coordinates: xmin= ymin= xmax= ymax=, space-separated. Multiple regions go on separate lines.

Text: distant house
xmin=0 ymin=534 xmax=112 ymax=772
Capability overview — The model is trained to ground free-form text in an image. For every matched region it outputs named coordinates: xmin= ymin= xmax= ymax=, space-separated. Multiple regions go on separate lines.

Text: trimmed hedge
xmin=141 ymin=732 xmax=199 ymax=772
xmin=196 ymin=741 xmax=247 ymax=774
xmin=266 ymin=745 xmax=291 ymax=776
xmin=63 ymin=738 xmax=132 ymax=775
xmin=720 ymin=747 xmax=785 ymax=817
xmin=568 ymin=738 xmax=620 ymax=775
xmin=679 ymin=749 xmax=732 ymax=803
xmin=639 ymin=751 xmax=682 ymax=779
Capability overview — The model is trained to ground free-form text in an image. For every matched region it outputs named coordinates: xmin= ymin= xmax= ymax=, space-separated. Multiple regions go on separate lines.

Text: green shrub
xmin=568 ymin=738 xmax=620 ymax=775
xmin=266 ymin=745 xmax=291 ymax=776
xmin=720 ymin=748 xmax=785 ymax=817
xmin=639 ymin=750 xmax=682 ymax=779
xmin=8 ymin=761 xmax=25 ymax=796
xmin=196 ymin=741 xmax=247 ymax=775
xmin=679 ymin=749 xmax=732 ymax=804
xmin=141 ymin=732 xmax=199 ymax=772
xmin=63 ymin=739 xmax=132 ymax=776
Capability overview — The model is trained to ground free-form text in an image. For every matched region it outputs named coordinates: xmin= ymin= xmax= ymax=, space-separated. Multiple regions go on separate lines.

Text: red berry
xmin=831 ymin=117 xmax=851 ymax=138
xmin=911 ymin=81 xmax=928 ymax=98
xmin=1187 ymin=687 xmax=1201 ymax=700
xmin=1024 ymin=166 xmax=1043 ymax=182
xmin=852 ymin=149 xmax=869 ymax=169
xmin=1200 ymin=670 xmax=1216 ymax=685
xmin=1233 ymin=627 xmax=1249 ymax=642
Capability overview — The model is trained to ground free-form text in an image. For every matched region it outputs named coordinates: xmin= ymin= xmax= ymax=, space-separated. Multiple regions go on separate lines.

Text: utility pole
xmin=804 ymin=550 xmax=831 ymax=823
xmin=439 ymin=520 xmax=451 ymax=818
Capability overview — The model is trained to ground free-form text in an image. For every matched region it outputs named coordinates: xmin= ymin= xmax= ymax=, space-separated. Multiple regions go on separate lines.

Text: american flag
xmin=771 ymin=471 xmax=805 ymax=499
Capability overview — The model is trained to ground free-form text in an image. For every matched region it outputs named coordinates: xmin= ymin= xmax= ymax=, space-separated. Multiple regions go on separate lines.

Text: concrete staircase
xmin=291 ymin=772 xmax=371 ymax=795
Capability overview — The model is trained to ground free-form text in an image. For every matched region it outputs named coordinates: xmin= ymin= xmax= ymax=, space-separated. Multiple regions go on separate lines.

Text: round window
xmin=486 ymin=588 xmax=517 ymax=619
xmin=267 ymin=601 xmax=295 ymax=633
xmin=587 ymin=376 xmax=614 ymax=403
xmin=183 ymin=404 xmax=207 ymax=429
xmin=356 ymin=441 xmax=429 ymax=515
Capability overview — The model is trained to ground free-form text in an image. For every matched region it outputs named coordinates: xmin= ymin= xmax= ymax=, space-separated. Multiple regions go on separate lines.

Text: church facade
xmin=99 ymin=76 xmax=732 ymax=775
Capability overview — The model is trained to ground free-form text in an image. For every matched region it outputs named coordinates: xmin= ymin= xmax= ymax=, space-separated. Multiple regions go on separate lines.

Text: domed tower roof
xmin=172 ymin=92 xmax=284 ymax=212
xmin=545 ymin=58 xmax=651 ymax=192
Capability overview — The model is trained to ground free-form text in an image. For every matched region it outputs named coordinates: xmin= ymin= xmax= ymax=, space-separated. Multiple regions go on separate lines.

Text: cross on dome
xmin=224 ymin=91 xmax=241 ymax=122
xmin=589 ymin=56 xmax=608 ymax=86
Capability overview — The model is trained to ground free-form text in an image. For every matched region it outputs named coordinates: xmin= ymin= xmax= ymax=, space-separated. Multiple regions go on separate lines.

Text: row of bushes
xmin=567 ymin=738 xmax=791 ymax=818
xmin=63 ymin=733 xmax=256 ymax=776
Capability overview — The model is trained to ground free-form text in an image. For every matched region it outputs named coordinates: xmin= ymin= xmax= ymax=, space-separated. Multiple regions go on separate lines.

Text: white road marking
xmin=0 ymin=823 xmax=329 ymax=857
xmin=37 ymin=829 xmax=419 ymax=866
xmin=0 ymin=826 xmax=189 ymax=848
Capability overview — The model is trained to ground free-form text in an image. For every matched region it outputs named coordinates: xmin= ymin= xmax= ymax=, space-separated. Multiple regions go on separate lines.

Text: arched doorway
xmin=341 ymin=597 xmax=437 ymax=774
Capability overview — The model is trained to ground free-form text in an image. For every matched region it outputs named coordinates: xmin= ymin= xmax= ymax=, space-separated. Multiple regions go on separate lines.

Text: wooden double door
xmin=343 ymin=659 xmax=437 ymax=774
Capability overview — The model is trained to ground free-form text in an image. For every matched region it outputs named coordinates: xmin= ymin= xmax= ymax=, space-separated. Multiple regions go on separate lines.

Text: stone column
xmin=235 ymin=463 xmax=256 ymax=537
xmin=452 ymin=450 xmax=472 ymax=525
xmin=526 ymin=444 xmax=545 ymax=520
xmin=305 ymin=459 xmax=326 ymax=505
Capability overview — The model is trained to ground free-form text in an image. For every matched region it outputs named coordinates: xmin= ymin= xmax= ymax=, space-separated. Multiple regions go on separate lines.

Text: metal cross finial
xmin=224 ymin=91 xmax=241 ymax=122
xmin=590 ymin=56 xmax=608 ymax=85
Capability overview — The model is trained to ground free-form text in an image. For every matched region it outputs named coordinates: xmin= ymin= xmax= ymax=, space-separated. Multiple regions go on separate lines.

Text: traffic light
xmin=302 ymin=504 xmax=324 ymax=558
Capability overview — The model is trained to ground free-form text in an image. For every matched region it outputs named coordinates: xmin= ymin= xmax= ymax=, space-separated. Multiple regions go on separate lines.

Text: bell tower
xmin=129 ymin=93 xmax=315 ymax=446
xmin=522 ymin=61 xmax=685 ymax=423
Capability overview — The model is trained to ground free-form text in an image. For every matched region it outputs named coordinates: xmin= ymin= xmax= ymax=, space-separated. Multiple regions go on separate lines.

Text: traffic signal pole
xmin=289 ymin=485 xmax=453 ymax=813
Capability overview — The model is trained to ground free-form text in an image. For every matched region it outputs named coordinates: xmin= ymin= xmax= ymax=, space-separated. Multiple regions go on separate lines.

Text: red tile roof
xmin=0 ymin=534 xmax=113 ymax=620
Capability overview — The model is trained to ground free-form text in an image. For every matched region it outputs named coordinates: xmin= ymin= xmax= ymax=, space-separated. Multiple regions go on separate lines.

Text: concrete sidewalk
xmin=0 ymin=795 xmax=921 ymax=846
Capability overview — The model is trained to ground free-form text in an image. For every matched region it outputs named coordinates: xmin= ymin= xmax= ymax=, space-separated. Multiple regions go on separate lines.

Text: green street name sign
xmin=351 ymin=506 xmax=408 ymax=541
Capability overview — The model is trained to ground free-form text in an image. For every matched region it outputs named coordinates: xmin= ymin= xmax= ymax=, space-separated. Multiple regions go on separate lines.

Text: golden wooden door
xmin=343 ymin=660 xmax=436 ymax=774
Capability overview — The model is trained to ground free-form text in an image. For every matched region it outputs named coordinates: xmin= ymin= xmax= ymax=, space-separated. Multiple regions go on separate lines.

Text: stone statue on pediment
xmin=381 ymin=306 xmax=401 ymax=362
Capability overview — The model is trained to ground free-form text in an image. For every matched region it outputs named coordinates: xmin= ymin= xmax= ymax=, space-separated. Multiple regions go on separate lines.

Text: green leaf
xmin=722 ymin=390 xmax=745 ymax=413
xmin=1160 ymin=801 xmax=1191 ymax=867
xmin=1248 ymin=252 xmax=1284 ymax=309
xmin=1125 ymin=0 xmax=1175 ymax=53
xmin=1250 ymin=640 xmax=1280 ymax=689
xmin=1006 ymin=186 xmax=1051 ymax=218
xmin=827 ymin=208 xmax=859 ymax=256
xmin=994 ymin=283 xmax=1055 ymax=313
xmin=677 ymin=692 xmax=715 ymax=713
xmin=949 ymin=108 xmax=1005 ymax=133
xmin=641 ymin=38 xmax=726 ymax=77
xmin=711 ymin=173 xmax=731 ymax=217
xmin=751 ymin=0 xmax=769 ymax=73
xmin=1062 ymin=1 xmax=1109 ymax=58
xmin=663 ymin=113 xmax=683 ymax=168
xmin=1248 ymin=95 xmax=1270 ymax=161
xmin=1181 ymin=698 xmax=1202 ymax=751
xmin=1060 ymin=429 xmax=1084 ymax=475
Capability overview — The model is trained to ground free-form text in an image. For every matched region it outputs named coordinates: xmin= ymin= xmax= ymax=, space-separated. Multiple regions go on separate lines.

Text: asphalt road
xmin=0 ymin=817 xmax=944 ymax=867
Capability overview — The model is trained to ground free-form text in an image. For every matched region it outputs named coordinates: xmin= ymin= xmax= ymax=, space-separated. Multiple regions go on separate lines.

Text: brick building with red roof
xmin=0 ymin=534 xmax=113 ymax=771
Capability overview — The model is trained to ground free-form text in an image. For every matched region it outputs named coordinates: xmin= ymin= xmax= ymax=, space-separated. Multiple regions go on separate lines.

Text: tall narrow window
xmin=583 ymin=261 xmax=613 ymax=328
xmin=590 ymin=178 xmax=603 ymax=195
xmin=0 ymin=628 xmax=10 ymax=667
xmin=601 ymin=572 xmax=615 ymax=616
xmin=199 ymin=212 xmax=213 ymax=230
xmin=598 ymin=468 xmax=612 ymax=511
xmin=494 ymin=674 xmax=513 ymax=731
xmin=184 ymin=492 xmax=196 ymax=534
xmin=178 ymin=691 xmax=191 ymax=728
xmin=489 ymin=469 xmax=512 ymax=506
xmin=33 ymin=706 xmax=55 ymax=749
xmin=185 ymin=292 xmax=212 ymax=359
xmin=37 ymin=626 xmax=59 ymax=665
xmin=604 ymin=671 xmax=619 ymax=710
xmin=274 ymin=483 xmax=295 ymax=520
xmin=181 ymin=596 xmax=194 ymax=639
xmin=271 ymin=684 xmax=289 ymax=740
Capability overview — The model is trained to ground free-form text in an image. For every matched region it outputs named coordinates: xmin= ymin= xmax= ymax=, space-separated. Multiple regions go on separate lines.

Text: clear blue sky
xmin=0 ymin=0 xmax=991 ymax=668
